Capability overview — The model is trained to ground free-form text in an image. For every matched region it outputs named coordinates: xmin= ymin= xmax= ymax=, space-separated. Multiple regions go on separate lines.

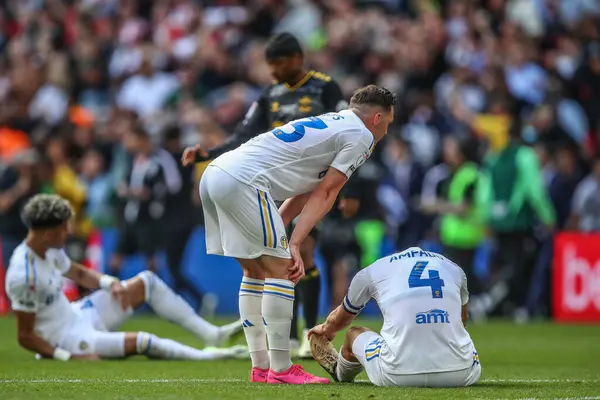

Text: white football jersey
xmin=344 ymin=247 xmax=474 ymax=375
xmin=5 ymin=243 xmax=79 ymax=346
xmin=211 ymin=110 xmax=374 ymax=201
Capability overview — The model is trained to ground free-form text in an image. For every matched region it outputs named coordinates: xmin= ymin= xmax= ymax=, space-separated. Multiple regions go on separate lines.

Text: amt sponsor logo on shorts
xmin=415 ymin=309 xmax=450 ymax=324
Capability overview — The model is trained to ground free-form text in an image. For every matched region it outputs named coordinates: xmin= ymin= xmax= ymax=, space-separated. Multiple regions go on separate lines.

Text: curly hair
xmin=22 ymin=194 xmax=74 ymax=229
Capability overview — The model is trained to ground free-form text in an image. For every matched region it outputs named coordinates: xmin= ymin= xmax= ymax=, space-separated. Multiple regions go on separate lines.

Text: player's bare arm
xmin=278 ymin=192 xmax=313 ymax=227
xmin=65 ymin=263 xmax=129 ymax=311
xmin=15 ymin=310 xmax=57 ymax=358
xmin=308 ymin=305 xmax=356 ymax=342
xmin=182 ymin=92 xmax=270 ymax=167
xmin=14 ymin=311 xmax=98 ymax=360
xmin=462 ymin=304 xmax=469 ymax=328
xmin=288 ymin=167 xmax=348 ymax=277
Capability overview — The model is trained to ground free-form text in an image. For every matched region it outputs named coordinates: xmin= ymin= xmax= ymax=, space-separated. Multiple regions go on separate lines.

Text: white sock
xmin=302 ymin=328 xmax=310 ymax=342
xmin=263 ymin=278 xmax=294 ymax=372
xmin=336 ymin=350 xmax=363 ymax=382
xmin=136 ymin=332 xmax=228 ymax=360
xmin=239 ymin=277 xmax=269 ymax=370
xmin=139 ymin=271 xmax=220 ymax=344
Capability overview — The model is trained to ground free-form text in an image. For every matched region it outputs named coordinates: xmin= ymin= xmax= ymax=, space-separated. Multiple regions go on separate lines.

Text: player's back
xmin=211 ymin=109 xmax=374 ymax=201
xmin=368 ymin=247 xmax=474 ymax=375
xmin=5 ymin=243 xmax=79 ymax=346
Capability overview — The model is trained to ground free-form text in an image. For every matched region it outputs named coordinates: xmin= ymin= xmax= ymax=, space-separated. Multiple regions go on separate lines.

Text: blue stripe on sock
xmin=265 ymin=282 xmax=294 ymax=290
xmin=241 ymin=280 xmax=264 ymax=286
xmin=145 ymin=335 xmax=153 ymax=355
xmin=263 ymin=290 xmax=295 ymax=301
xmin=239 ymin=289 xmax=263 ymax=295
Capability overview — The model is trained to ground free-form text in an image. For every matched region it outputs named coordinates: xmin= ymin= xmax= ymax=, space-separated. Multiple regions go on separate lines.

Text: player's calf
xmin=342 ymin=326 xmax=371 ymax=363
xmin=126 ymin=332 xmax=247 ymax=360
xmin=133 ymin=271 xmax=226 ymax=345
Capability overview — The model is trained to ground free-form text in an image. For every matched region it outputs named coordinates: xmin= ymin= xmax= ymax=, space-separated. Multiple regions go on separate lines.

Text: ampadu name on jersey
xmin=388 ymin=249 xmax=445 ymax=263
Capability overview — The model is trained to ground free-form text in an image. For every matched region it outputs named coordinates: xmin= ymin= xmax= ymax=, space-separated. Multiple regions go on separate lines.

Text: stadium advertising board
xmin=553 ymin=232 xmax=600 ymax=323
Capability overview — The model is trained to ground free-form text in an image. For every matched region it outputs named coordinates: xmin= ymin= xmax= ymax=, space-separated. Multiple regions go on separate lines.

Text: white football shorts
xmin=58 ymin=287 xmax=134 ymax=358
xmin=200 ymin=165 xmax=291 ymax=259
xmin=352 ymin=330 xmax=481 ymax=387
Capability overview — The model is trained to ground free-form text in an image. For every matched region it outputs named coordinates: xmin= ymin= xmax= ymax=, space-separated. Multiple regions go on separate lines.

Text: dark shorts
xmin=287 ymin=218 xmax=321 ymax=242
xmin=115 ymin=222 xmax=163 ymax=258
xmin=319 ymin=219 xmax=362 ymax=276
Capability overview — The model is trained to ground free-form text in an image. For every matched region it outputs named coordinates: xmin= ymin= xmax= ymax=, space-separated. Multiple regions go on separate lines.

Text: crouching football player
xmin=309 ymin=247 xmax=481 ymax=387
xmin=6 ymin=194 xmax=247 ymax=361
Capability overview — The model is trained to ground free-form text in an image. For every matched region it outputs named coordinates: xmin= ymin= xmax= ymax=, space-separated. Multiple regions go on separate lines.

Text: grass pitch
xmin=0 ymin=316 xmax=599 ymax=399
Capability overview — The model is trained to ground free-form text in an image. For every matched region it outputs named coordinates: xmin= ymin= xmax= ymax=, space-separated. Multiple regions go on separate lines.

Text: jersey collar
xmin=283 ymin=70 xmax=314 ymax=92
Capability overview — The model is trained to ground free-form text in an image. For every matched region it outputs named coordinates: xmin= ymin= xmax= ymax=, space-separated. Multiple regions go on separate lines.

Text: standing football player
xmin=197 ymin=85 xmax=395 ymax=384
xmin=183 ymin=32 xmax=348 ymax=358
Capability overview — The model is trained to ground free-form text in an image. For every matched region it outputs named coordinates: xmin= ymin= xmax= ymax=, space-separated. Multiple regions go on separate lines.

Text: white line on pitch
xmin=483 ymin=379 xmax=599 ymax=383
xmin=514 ymin=397 xmax=600 ymax=400
xmin=0 ymin=378 xmax=598 ymax=384
xmin=0 ymin=379 xmax=243 ymax=383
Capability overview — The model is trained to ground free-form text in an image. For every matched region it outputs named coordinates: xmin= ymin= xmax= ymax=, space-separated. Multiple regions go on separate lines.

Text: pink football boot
xmin=267 ymin=364 xmax=330 ymax=384
xmin=250 ymin=367 xmax=269 ymax=383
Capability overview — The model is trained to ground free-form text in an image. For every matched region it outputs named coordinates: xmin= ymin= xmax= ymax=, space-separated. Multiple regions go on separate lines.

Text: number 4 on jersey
xmin=408 ymin=261 xmax=445 ymax=298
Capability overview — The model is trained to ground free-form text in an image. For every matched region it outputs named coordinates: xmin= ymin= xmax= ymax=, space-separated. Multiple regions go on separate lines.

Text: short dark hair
xmin=349 ymin=85 xmax=396 ymax=110
xmin=265 ymin=32 xmax=303 ymax=60
xmin=22 ymin=194 xmax=74 ymax=229
xmin=130 ymin=123 xmax=150 ymax=140
xmin=163 ymin=125 xmax=181 ymax=141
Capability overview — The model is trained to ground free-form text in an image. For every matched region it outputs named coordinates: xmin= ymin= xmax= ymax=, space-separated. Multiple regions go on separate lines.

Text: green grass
xmin=0 ymin=316 xmax=599 ymax=399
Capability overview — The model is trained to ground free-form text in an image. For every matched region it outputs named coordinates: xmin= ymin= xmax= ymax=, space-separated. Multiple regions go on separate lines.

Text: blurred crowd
xmin=1 ymin=0 xmax=600 ymax=321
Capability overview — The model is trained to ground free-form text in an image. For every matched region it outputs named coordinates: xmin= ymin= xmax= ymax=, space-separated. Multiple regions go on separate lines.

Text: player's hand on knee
xmin=110 ymin=282 xmax=130 ymax=311
xmin=308 ymin=324 xmax=335 ymax=342
xmin=71 ymin=354 xmax=100 ymax=360
xmin=288 ymin=244 xmax=305 ymax=284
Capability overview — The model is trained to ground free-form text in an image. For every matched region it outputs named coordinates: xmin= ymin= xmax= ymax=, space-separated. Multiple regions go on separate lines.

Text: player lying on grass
xmin=6 ymin=194 xmax=247 ymax=361
xmin=309 ymin=246 xmax=481 ymax=387
xmin=196 ymin=85 xmax=395 ymax=384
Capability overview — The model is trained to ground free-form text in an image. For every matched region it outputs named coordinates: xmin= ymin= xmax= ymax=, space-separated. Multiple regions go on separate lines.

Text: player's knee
xmin=260 ymin=256 xmax=293 ymax=279
xmin=346 ymin=326 xmax=370 ymax=344
xmin=137 ymin=270 xmax=161 ymax=301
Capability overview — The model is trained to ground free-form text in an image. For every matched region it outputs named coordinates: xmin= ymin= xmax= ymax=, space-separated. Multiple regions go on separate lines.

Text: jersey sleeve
xmin=52 ymin=249 xmax=72 ymax=275
xmin=205 ymin=90 xmax=270 ymax=160
xmin=343 ymin=268 xmax=373 ymax=315
xmin=6 ymin=279 xmax=39 ymax=313
xmin=321 ymin=80 xmax=348 ymax=112
xmin=330 ymin=133 xmax=371 ymax=179
xmin=459 ymin=268 xmax=469 ymax=306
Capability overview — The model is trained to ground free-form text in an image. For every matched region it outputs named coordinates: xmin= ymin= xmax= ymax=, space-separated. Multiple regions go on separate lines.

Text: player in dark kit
xmin=182 ymin=32 xmax=347 ymax=359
